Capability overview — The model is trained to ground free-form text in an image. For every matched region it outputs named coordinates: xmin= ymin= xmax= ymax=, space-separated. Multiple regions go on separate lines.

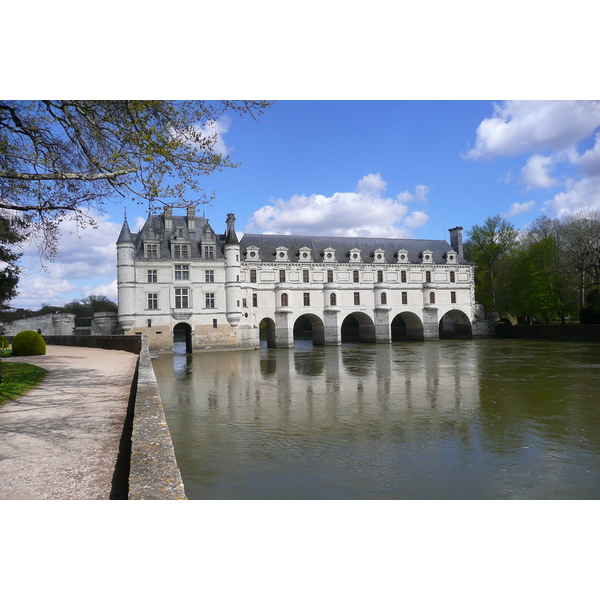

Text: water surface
xmin=153 ymin=339 xmax=600 ymax=499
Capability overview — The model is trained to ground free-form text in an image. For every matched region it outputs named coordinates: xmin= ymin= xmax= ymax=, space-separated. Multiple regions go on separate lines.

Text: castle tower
xmin=116 ymin=218 xmax=136 ymax=333
xmin=224 ymin=213 xmax=242 ymax=326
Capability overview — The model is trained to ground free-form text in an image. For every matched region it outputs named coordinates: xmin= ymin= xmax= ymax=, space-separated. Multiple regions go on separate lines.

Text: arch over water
xmin=293 ymin=313 xmax=325 ymax=346
xmin=439 ymin=309 xmax=472 ymax=339
xmin=173 ymin=322 xmax=192 ymax=353
xmin=391 ymin=311 xmax=424 ymax=341
xmin=341 ymin=312 xmax=376 ymax=343
xmin=259 ymin=317 xmax=276 ymax=348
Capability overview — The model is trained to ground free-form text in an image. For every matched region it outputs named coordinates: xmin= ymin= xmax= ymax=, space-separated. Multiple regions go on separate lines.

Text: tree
xmin=466 ymin=215 xmax=518 ymax=313
xmin=0 ymin=214 xmax=27 ymax=310
xmin=0 ymin=100 xmax=272 ymax=260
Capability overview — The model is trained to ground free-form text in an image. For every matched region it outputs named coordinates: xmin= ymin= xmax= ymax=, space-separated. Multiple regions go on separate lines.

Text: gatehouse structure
xmin=117 ymin=206 xmax=485 ymax=352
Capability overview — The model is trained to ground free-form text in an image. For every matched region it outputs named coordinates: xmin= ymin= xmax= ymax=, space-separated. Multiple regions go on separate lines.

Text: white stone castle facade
xmin=117 ymin=206 xmax=484 ymax=352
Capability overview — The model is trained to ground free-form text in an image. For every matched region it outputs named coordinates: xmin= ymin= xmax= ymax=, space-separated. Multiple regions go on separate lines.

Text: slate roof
xmin=240 ymin=233 xmax=469 ymax=265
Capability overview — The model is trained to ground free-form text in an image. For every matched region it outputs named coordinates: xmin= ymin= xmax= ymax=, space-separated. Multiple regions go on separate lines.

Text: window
xmin=205 ymin=269 xmax=214 ymax=283
xmin=426 ymin=271 xmax=431 ymax=283
xmin=303 ymin=292 xmax=310 ymax=306
xmin=242 ymin=298 xmax=247 ymax=308
xmin=203 ymin=245 xmax=215 ymax=260
xmin=173 ymin=244 xmax=189 ymax=259
xmin=402 ymin=291 xmax=407 ymax=305
xmin=174 ymin=265 xmax=189 ymax=280
xmin=147 ymin=269 xmax=157 ymax=283
xmin=213 ymin=319 xmax=218 ymax=328
xmin=330 ymin=293 xmax=337 ymax=306
xmin=145 ymin=244 xmax=159 ymax=259
xmin=451 ymin=291 xmax=456 ymax=304
xmin=327 ymin=269 xmax=334 ymax=283
xmin=429 ymin=291 xmax=435 ymax=304
xmin=381 ymin=292 xmax=387 ymax=305
xmin=303 ymin=270 xmax=309 ymax=283
xmin=205 ymin=292 xmax=215 ymax=309
xmin=147 ymin=293 xmax=158 ymax=310
xmin=401 ymin=270 xmax=407 ymax=283
xmin=353 ymin=270 xmax=359 ymax=283
xmin=354 ymin=292 xmax=360 ymax=305
xmin=252 ymin=293 xmax=258 ymax=307
xmin=175 ymin=288 xmax=189 ymax=309
xmin=377 ymin=270 xmax=384 ymax=283
xmin=281 ymin=293 xmax=288 ymax=307
xmin=450 ymin=271 xmax=455 ymax=283
xmin=147 ymin=319 xmax=152 ymax=328
xmin=279 ymin=269 xmax=286 ymax=283
xmin=250 ymin=269 xmax=257 ymax=283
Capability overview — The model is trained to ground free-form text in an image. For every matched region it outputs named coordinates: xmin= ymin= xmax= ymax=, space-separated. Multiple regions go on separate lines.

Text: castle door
xmin=173 ymin=322 xmax=192 ymax=353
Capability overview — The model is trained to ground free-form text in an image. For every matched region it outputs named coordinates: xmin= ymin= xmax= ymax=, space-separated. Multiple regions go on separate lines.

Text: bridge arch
xmin=293 ymin=313 xmax=325 ymax=346
xmin=173 ymin=322 xmax=192 ymax=353
xmin=390 ymin=311 xmax=424 ymax=341
xmin=341 ymin=312 xmax=376 ymax=343
xmin=439 ymin=309 xmax=472 ymax=339
xmin=259 ymin=317 xmax=276 ymax=348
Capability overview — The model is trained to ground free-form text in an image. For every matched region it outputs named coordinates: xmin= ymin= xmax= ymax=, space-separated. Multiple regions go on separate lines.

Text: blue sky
xmin=14 ymin=100 xmax=600 ymax=309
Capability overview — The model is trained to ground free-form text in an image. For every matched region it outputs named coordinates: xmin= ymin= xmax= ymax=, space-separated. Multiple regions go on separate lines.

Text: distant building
xmin=117 ymin=207 xmax=485 ymax=352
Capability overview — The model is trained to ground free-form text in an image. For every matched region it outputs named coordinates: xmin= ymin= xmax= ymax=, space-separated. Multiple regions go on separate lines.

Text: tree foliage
xmin=0 ymin=214 xmax=27 ymax=310
xmin=0 ymin=100 xmax=272 ymax=260
xmin=467 ymin=211 xmax=600 ymax=322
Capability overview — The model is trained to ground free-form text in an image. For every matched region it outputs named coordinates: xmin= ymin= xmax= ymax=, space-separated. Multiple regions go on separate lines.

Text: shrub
xmin=11 ymin=330 xmax=47 ymax=356
xmin=0 ymin=336 xmax=9 ymax=349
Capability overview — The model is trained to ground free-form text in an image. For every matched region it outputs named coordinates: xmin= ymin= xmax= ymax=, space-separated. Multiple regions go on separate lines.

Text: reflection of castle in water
xmin=153 ymin=343 xmax=482 ymax=434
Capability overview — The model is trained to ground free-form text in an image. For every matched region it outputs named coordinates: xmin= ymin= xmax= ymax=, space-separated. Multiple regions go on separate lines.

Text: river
xmin=152 ymin=339 xmax=600 ymax=499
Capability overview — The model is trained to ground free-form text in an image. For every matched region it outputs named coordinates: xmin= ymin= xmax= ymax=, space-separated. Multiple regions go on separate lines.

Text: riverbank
xmin=494 ymin=323 xmax=600 ymax=341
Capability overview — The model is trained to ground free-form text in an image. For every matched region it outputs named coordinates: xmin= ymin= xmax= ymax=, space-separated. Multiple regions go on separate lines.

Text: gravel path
xmin=0 ymin=345 xmax=138 ymax=500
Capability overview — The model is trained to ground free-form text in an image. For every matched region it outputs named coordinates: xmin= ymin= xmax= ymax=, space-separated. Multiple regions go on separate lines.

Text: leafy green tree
xmin=0 ymin=215 xmax=27 ymax=311
xmin=0 ymin=100 xmax=272 ymax=260
xmin=466 ymin=215 xmax=518 ymax=313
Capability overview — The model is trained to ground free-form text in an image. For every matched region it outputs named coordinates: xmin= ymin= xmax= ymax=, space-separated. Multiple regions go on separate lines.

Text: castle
xmin=116 ymin=206 xmax=484 ymax=352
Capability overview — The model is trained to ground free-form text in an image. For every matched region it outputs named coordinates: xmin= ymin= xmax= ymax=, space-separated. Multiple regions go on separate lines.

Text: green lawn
xmin=0 ymin=361 xmax=48 ymax=405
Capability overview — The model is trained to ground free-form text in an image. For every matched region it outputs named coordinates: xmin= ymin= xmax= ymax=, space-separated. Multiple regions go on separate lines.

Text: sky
xmin=13 ymin=100 xmax=600 ymax=310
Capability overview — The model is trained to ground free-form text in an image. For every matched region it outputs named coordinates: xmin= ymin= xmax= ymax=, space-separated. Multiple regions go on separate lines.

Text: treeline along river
xmin=153 ymin=339 xmax=600 ymax=499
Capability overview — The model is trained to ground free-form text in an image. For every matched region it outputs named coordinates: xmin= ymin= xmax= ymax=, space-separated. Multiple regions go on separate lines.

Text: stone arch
xmin=259 ymin=317 xmax=276 ymax=348
xmin=439 ymin=309 xmax=472 ymax=339
xmin=391 ymin=311 xmax=424 ymax=341
xmin=341 ymin=312 xmax=376 ymax=343
xmin=173 ymin=322 xmax=192 ymax=353
xmin=293 ymin=313 xmax=325 ymax=346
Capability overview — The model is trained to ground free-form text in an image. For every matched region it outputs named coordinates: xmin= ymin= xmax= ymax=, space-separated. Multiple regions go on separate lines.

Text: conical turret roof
xmin=117 ymin=219 xmax=134 ymax=244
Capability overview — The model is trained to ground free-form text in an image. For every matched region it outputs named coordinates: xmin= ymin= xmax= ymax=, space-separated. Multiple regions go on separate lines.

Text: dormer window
xmin=246 ymin=246 xmax=261 ymax=262
xmin=349 ymin=248 xmax=362 ymax=263
xmin=445 ymin=250 xmax=457 ymax=264
xmin=172 ymin=244 xmax=189 ymax=259
xmin=323 ymin=247 xmax=337 ymax=262
xmin=275 ymin=246 xmax=289 ymax=262
xmin=298 ymin=246 xmax=312 ymax=262
xmin=202 ymin=244 xmax=215 ymax=260
xmin=397 ymin=249 xmax=409 ymax=264
xmin=373 ymin=249 xmax=385 ymax=263
xmin=420 ymin=250 xmax=434 ymax=264
xmin=145 ymin=243 xmax=160 ymax=259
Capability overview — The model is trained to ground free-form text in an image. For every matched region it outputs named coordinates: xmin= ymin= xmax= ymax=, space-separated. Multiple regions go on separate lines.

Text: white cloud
xmin=571 ymin=132 xmax=600 ymax=176
xmin=247 ymin=174 xmax=430 ymax=238
xmin=193 ymin=117 xmax=232 ymax=156
xmin=397 ymin=184 xmax=429 ymax=203
xmin=466 ymin=100 xmax=600 ymax=160
xmin=503 ymin=201 xmax=536 ymax=218
xmin=520 ymin=154 xmax=559 ymax=189
xmin=14 ymin=211 xmax=120 ymax=309
xmin=543 ymin=175 xmax=600 ymax=219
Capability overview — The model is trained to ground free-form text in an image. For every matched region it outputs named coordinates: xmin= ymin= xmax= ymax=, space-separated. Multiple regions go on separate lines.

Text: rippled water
xmin=153 ymin=339 xmax=600 ymax=499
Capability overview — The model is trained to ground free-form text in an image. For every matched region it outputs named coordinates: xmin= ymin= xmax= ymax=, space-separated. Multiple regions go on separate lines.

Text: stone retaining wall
xmin=128 ymin=337 xmax=187 ymax=500
xmin=18 ymin=335 xmax=142 ymax=354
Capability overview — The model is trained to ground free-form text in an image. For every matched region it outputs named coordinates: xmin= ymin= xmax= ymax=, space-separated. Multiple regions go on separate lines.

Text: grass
xmin=0 ymin=361 xmax=48 ymax=405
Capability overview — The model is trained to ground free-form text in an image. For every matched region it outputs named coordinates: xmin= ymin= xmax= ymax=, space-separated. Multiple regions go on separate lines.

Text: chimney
xmin=164 ymin=206 xmax=173 ymax=231
xmin=186 ymin=205 xmax=196 ymax=232
xmin=448 ymin=226 xmax=463 ymax=257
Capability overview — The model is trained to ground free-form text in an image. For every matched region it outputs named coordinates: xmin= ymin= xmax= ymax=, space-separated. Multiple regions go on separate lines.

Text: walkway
xmin=0 ymin=345 xmax=138 ymax=500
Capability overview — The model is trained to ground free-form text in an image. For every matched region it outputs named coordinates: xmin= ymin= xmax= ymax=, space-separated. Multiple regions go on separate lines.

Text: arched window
xmin=381 ymin=292 xmax=387 ymax=305
xmin=429 ymin=291 xmax=435 ymax=304
xmin=281 ymin=293 xmax=288 ymax=307
xmin=330 ymin=292 xmax=337 ymax=306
